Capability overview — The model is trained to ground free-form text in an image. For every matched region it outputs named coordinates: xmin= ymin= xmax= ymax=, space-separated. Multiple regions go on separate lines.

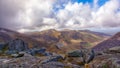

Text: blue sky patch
xmin=71 ymin=0 xmax=93 ymax=4
xmin=97 ymin=0 xmax=109 ymax=7
xmin=71 ymin=0 xmax=94 ymax=7
xmin=53 ymin=0 xmax=110 ymax=12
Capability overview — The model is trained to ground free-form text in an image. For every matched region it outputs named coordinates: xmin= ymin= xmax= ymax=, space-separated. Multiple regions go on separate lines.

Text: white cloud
xmin=0 ymin=0 xmax=120 ymax=33
xmin=56 ymin=0 xmax=120 ymax=29
xmin=43 ymin=18 xmax=57 ymax=25
xmin=17 ymin=0 xmax=56 ymax=27
xmin=92 ymin=0 xmax=120 ymax=28
xmin=56 ymin=2 xmax=93 ymax=29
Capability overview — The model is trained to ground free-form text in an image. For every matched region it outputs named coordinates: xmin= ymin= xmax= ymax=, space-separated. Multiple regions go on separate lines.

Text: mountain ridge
xmin=93 ymin=32 xmax=120 ymax=51
xmin=0 ymin=28 xmax=111 ymax=53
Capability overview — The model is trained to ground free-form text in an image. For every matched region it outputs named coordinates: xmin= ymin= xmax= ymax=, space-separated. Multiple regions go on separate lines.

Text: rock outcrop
xmin=67 ymin=49 xmax=95 ymax=64
xmin=8 ymin=38 xmax=29 ymax=52
xmin=0 ymin=43 xmax=6 ymax=50
xmin=90 ymin=46 xmax=120 ymax=68
xmin=40 ymin=55 xmax=64 ymax=64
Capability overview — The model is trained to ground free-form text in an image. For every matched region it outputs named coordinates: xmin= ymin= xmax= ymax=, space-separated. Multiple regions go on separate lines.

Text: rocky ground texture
xmin=0 ymin=38 xmax=120 ymax=68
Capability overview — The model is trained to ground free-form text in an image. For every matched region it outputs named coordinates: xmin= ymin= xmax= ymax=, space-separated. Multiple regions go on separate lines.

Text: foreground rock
xmin=27 ymin=47 xmax=53 ymax=56
xmin=1 ymin=38 xmax=120 ymax=68
xmin=0 ymin=53 xmax=81 ymax=68
xmin=8 ymin=38 xmax=29 ymax=52
xmin=0 ymin=38 xmax=29 ymax=55
xmin=106 ymin=46 xmax=120 ymax=54
xmin=11 ymin=53 xmax=24 ymax=58
xmin=67 ymin=49 xmax=95 ymax=65
xmin=90 ymin=46 xmax=120 ymax=68
xmin=0 ymin=43 xmax=6 ymax=50
xmin=40 ymin=54 xmax=64 ymax=64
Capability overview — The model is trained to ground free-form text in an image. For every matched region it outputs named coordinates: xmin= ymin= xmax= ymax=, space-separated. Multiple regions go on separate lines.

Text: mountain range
xmin=0 ymin=28 xmax=110 ymax=53
xmin=1 ymin=28 xmax=120 ymax=68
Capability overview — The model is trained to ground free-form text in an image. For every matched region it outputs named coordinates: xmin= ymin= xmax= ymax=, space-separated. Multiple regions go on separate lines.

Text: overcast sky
xmin=0 ymin=0 xmax=120 ymax=34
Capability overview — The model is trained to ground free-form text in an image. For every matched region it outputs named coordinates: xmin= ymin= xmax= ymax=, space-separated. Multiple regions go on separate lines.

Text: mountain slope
xmin=0 ymin=28 xmax=44 ymax=49
xmin=28 ymin=29 xmax=110 ymax=53
xmin=0 ymin=28 xmax=110 ymax=53
xmin=93 ymin=32 xmax=120 ymax=51
xmin=29 ymin=29 xmax=110 ymax=43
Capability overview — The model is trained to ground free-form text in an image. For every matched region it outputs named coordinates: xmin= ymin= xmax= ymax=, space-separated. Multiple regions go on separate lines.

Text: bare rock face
xmin=67 ymin=49 xmax=95 ymax=65
xmin=8 ymin=38 xmax=29 ymax=52
xmin=108 ymin=46 xmax=120 ymax=53
xmin=0 ymin=43 xmax=5 ymax=50
xmin=27 ymin=47 xmax=47 ymax=56
xmin=0 ymin=38 xmax=29 ymax=55
xmin=40 ymin=55 xmax=64 ymax=64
